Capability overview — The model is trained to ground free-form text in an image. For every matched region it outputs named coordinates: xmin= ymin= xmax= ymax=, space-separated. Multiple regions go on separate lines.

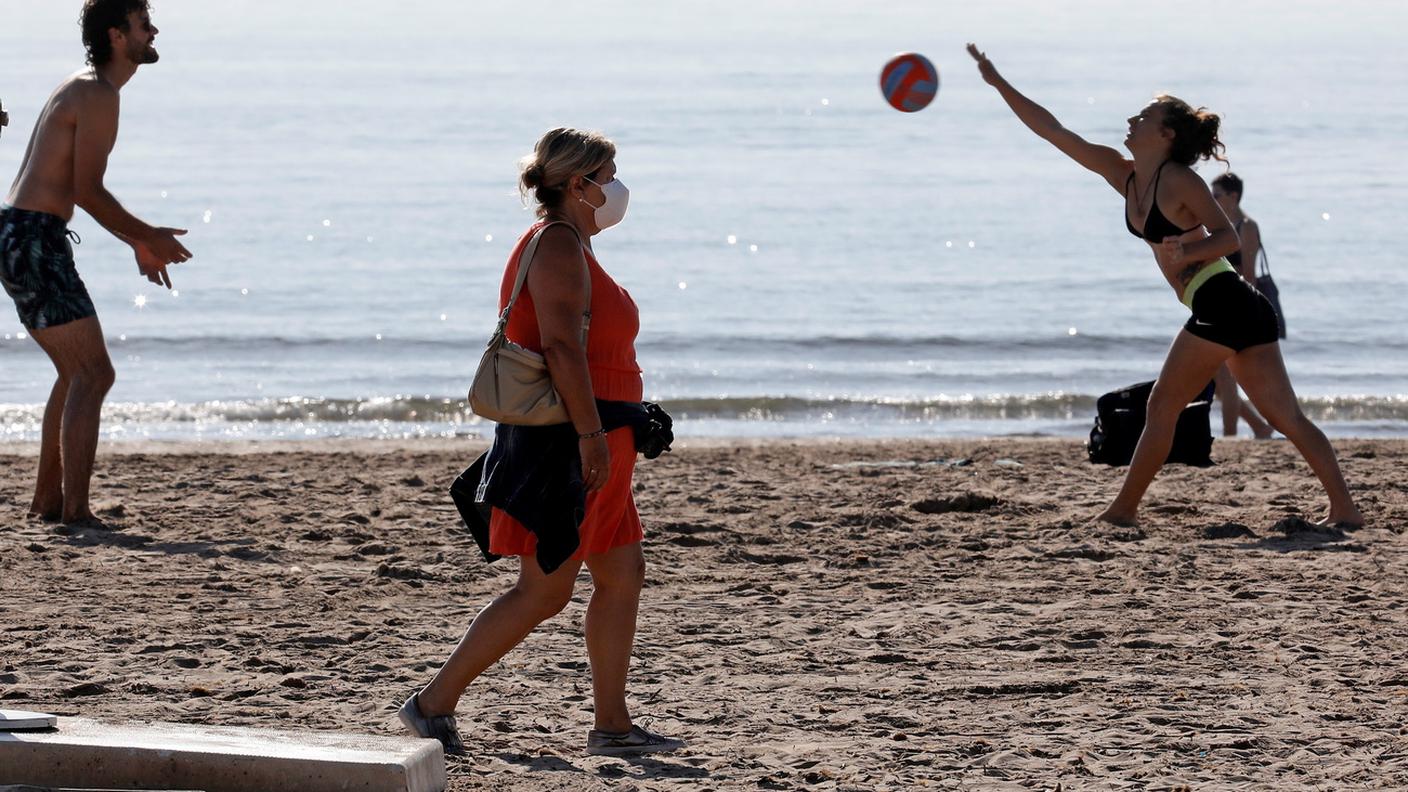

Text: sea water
xmin=2 ymin=0 xmax=1405 ymax=440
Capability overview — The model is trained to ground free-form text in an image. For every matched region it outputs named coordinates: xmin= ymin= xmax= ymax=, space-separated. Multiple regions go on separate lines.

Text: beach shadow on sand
xmin=1202 ymin=517 xmax=1369 ymax=554
xmin=596 ymin=755 xmax=710 ymax=781
xmin=490 ymin=751 xmax=710 ymax=782
xmin=54 ymin=519 xmax=278 ymax=562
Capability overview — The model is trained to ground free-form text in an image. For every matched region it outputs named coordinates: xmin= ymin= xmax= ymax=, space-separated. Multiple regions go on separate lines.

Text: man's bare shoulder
xmin=52 ymin=71 xmax=120 ymax=113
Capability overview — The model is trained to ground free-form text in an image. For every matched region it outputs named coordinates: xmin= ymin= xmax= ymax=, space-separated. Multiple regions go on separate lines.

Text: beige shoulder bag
xmin=468 ymin=222 xmax=590 ymax=426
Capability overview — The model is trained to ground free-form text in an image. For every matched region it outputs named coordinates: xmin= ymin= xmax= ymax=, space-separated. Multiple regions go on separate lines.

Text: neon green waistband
xmin=1180 ymin=258 xmax=1236 ymax=308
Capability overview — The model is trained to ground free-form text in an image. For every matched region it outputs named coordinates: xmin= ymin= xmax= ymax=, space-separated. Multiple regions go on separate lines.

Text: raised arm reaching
xmin=962 ymin=42 xmax=1361 ymax=530
xmin=967 ymin=43 xmax=1131 ymax=192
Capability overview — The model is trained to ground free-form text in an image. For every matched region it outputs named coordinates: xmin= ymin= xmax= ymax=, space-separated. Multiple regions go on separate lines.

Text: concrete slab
xmin=1 ymin=787 xmax=201 ymax=791
xmin=0 ymin=711 xmax=57 ymax=731
xmin=0 ymin=718 xmax=445 ymax=792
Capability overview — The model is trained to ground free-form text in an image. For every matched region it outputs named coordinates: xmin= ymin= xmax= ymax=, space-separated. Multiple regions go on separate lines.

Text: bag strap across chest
xmin=493 ymin=221 xmax=592 ymax=346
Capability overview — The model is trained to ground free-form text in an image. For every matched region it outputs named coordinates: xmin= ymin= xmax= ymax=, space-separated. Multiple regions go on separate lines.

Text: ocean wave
xmin=665 ymin=394 xmax=1408 ymax=422
xmin=3 ymin=393 xmax=1408 ymax=428
xmin=662 ymin=394 xmax=1098 ymax=421
xmin=0 ymin=397 xmax=478 ymax=425
xmin=3 ymin=330 xmax=1402 ymax=360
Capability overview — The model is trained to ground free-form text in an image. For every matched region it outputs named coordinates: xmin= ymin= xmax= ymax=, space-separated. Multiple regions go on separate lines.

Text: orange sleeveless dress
xmin=488 ymin=221 xmax=645 ymax=560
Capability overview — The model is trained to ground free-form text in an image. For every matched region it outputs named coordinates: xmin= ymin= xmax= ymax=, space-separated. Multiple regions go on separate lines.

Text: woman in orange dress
xmin=398 ymin=128 xmax=683 ymax=758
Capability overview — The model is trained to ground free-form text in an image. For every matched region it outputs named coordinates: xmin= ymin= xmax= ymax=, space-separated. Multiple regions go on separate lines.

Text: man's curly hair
xmin=80 ymin=0 xmax=151 ymax=66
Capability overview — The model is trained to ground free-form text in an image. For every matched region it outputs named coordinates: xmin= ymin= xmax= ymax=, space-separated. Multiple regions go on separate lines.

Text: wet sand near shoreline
xmin=3 ymin=437 xmax=1407 ymax=790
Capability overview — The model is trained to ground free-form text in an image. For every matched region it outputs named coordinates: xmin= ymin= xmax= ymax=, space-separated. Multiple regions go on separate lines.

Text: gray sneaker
xmin=397 ymin=693 xmax=466 ymax=756
xmin=586 ymin=724 xmax=686 ymax=756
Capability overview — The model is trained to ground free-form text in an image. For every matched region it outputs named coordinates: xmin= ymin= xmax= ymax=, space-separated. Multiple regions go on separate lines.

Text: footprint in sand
xmin=63 ymin=682 xmax=109 ymax=697
xmin=1044 ymin=545 xmax=1115 ymax=562
xmin=354 ymin=542 xmax=398 ymax=556
xmin=1203 ymin=522 xmax=1257 ymax=540
xmin=1273 ymin=517 xmax=1346 ymax=539
xmin=1063 ymin=630 xmax=1105 ymax=649
xmin=911 ymin=493 xmax=999 ymax=514
xmin=724 ymin=548 xmax=807 ymax=565
xmin=665 ymin=534 xmax=713 ymax=547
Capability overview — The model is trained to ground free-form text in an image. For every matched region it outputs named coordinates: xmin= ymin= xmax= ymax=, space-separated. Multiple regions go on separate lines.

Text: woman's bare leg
xmin=1098 ymin=331 xmax=1229 ymax=525
xmin=416 ymin=555 xmax=583 ymax=717
xmin=1228 ymin=343 xmax=1363 ymax=526
xmin=583 ymin=542 xmax=645 ymax=733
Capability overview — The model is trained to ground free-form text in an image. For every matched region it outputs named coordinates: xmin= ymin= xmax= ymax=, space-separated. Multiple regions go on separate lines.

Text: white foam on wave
xmin=0 ymin=393 xmax=1404 ymax=443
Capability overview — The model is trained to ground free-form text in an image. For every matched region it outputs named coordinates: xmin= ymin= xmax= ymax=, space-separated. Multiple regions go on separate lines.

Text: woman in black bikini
xmin=967 ymin=44 xmax=1363 ymax=528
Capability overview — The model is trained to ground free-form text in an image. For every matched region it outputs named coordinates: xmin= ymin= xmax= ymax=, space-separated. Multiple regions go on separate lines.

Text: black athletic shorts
xmin=1184 ymin=271 xmax=1280 ymax=352
xmin=0 ymin=205 xmax=96 ymax=331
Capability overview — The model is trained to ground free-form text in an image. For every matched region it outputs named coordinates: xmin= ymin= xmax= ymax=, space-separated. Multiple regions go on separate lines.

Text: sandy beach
xmin=2 ymin=437 xmax=1406 ymax=790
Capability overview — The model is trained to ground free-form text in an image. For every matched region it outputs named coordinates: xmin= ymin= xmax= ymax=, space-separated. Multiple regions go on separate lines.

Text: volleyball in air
xmin=880 ymin=52 xmax=939 ymax=112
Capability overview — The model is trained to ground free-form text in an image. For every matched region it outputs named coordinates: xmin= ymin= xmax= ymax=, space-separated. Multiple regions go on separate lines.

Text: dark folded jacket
xmin=451 ymin=400 xmax=653 ymax=574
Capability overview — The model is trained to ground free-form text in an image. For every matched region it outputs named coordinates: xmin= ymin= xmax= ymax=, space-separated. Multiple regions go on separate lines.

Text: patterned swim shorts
xmin=0 ymin=205 xmax=96 ymax=331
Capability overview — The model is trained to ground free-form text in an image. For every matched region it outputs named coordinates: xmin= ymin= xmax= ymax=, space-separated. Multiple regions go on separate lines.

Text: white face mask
xmin=582 ymin=177 xmax=629 ymax=231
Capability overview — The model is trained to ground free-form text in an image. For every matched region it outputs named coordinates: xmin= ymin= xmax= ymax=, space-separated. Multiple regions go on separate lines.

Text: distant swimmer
xmin=967 ymin=43 xmax=1362 ymax=528
xmin=2 ymin=1 xmax=192 ymax=524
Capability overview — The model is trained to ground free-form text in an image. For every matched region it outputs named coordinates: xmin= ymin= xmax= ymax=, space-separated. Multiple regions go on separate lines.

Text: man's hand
xmin=121 ymin=227 xmax=189 ymax=289
xmin=131 ymin=238 xmax=173 ymax=289
xmin=967 ymin=43 xmax=1002 ymax=87
xmin=144 ymin=226 xmax=191 ymax=265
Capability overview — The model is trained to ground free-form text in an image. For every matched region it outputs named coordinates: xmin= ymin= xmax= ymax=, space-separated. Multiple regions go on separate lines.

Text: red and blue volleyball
xmin=880 ymin=52 xmax=939 ymax=112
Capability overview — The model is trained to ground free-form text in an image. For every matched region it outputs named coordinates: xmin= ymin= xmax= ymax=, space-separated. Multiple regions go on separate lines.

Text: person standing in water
xmin=1211 ymin=172 xmax=1274 ymax=438
xmin=967 ymin=43 xmax=1362 ymax=528
xmin=1 ymin=0 xmax=192 ymax=524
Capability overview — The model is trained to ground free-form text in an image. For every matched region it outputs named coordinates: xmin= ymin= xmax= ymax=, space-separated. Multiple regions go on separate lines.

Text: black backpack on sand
xmin=1087 ymin=380 xmax=1214 ymax=467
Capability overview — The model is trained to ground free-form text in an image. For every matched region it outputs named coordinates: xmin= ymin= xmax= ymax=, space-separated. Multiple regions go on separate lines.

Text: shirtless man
xmin=1 ymin=0 xmax=192 ymax=523
xmin=1210 ymin=172 xmax=1274 ymax=439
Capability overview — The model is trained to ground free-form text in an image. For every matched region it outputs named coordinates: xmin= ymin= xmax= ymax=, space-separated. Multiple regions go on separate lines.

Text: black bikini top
xmin=1125 ymin=160 xmax=1198 ymax=242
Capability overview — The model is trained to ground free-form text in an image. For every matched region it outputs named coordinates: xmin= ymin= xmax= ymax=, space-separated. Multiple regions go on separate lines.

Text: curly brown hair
xmin=1153 ymin=95 xmax=1227 ymax=167
xmin=81 ymin=0 xmax=151 ymax=66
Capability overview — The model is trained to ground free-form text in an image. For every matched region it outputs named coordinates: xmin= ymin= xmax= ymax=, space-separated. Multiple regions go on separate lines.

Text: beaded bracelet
xmin=578 ymin=428 xmax=607 ymax=440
